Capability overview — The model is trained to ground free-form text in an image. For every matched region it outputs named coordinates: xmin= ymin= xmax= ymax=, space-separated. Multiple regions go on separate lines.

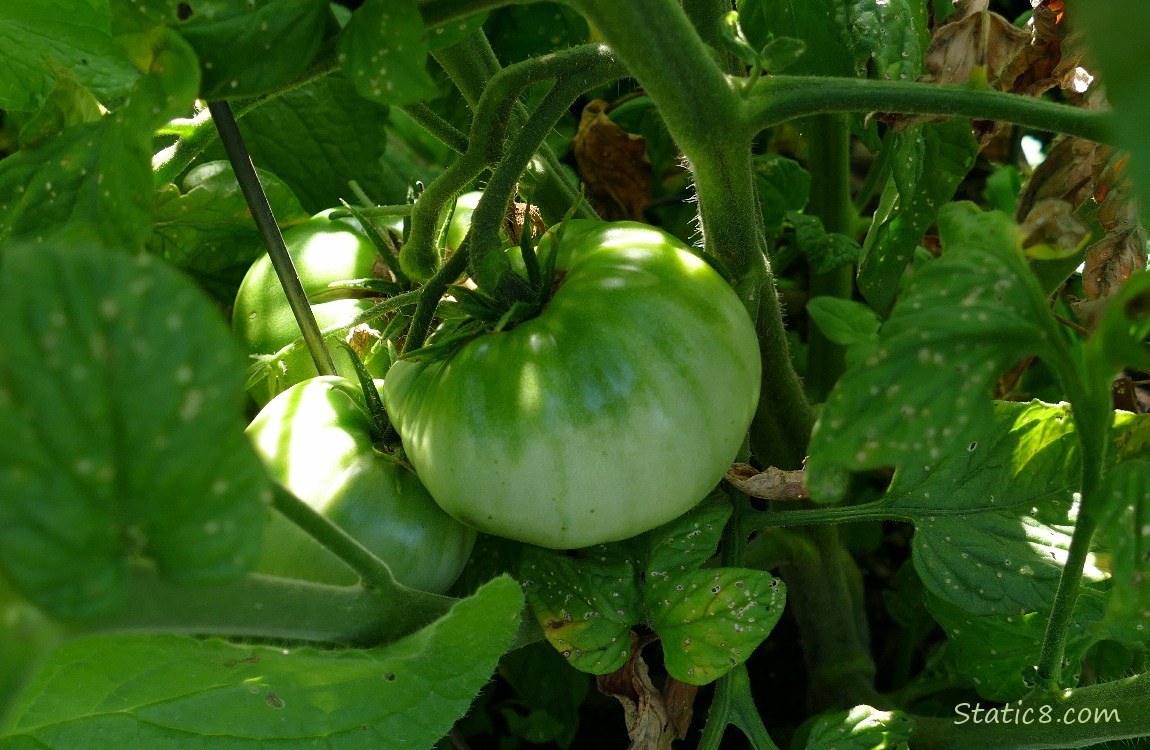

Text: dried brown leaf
xmin=1082 ymin=226 xmax=1148 ymax=300
xmin=596 ymin=634 xmax=694 ymax=750
xmin=1018 ymin=197 xmax=1088 ymax=259
xmin=1015 ymin=136 xmax=1098 ymax=222
xmin=726 ymin=464 xmax=808 ymax=501
xmin=573 ymin=99 xmax=652 ymax=222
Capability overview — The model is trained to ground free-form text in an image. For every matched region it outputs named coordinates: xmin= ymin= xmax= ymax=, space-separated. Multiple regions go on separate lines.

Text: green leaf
xmin=1079 ymin=2 xmax=1150 ymax=228
xmin=1095 ymin=459 xmax=1150 ymax=633
xmin=885 ymin=401 xmax=1104 ymax=615
xmin=737 ymin=0 xmax=855 ymax=77
xmin=804 ymin=705 xmax=916 ymax=750
xmin=858 ymin=120 xmax=978 ymax=314
xmin=790 ymin=211 xmax=861 ymax=273
xmin=202 ymin=76 xmax=392 ymax=213
xmin=0 ymin=577 xmax=524 ymax=746
xmin=0 ymin=1 xmax=140 ymax=111
xmin=806 ymin=296 xmax=881 ymax=349
xmin=754 ymin=154 xmax=810 ymax=235
xmin=521 ymin=542 xmax=643 ymax=676
xmin=499 ymin=642 xmax=589 ymax=748
xmin=649 ymin=567 xmax=785 ymax=686
xmin=338 ymin=0 xmax=437 ymax=106
xmin=147 ymin=161 xmax=309 ymax=302
xmin=427 ymin=11 xmax=490 ymax=51
xmin=845 ymin=0 xmax=927 ymax=81
xmin=0 ymin=28 xmax=198 ymax=251
xmin=807 ymin=203 xmax=1059 ymax=502
xmin=1084 ymin=271 xmax=1150 ymax=381
xmin=174 ymin=0 xmax=328 ymax=100
xmin=0 ymin=572 xmax=61 ymax=727
xmin=15 ymin=66 xmax=103 ymax=148
xmin=0 ymin=244 xmax=270 ymax=620
xmin=928 ymin=591 xmax=1107 ymax=702
xmin=484 ymin=3 xmax=589 ymax=66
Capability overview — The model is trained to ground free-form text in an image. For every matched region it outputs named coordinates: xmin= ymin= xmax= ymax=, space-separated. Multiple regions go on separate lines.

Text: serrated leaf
xmin=1095 ymin=459 xmax=1150 ymax=632
xmin=858 ymin=120 xmax=978 ymax=314
xmin=805 ymin=704 xmax=916 ymax=750
xmin=521 ymin=544 xmax=643 ymax=675
xmin=927 ymin=591 xmax=1107 ymax=702
xmin=0 ymin=576 xmax=523 ymax=746
xmin=339 ymin=0 xmax=437 ymax=107
xmin=0 ymin=244 xmax=270 ymax=620
xmin=201 ymin=75 xmax=393 ymax=214
xmin=807 ymin=203 xmax=1058 ymax=502
xmin=0 ymin=28 xmax=198 ymax=251
xmin=147 ymin=161 xmax=309 ymax=302
xmin=174 ymin=0 xmax=327 ymax=100
xmin=649 ymin=568 xmax=785 ymax=686
xmin=0 ymin=1 xmax=140 ymax=111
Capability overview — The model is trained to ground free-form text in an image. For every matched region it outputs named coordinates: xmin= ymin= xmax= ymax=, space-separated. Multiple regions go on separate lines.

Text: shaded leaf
xmin=806 ymin=296 xmax=881 ymax=348
xmin=858 ymin=119 xmax=978 ymax=314
xmin=0 ymin=577 xmax=523 ymax=746
xmin=484 ymin=3 xmax=588 ymax=66
xmin=790 ymin=211 xmax=861 ymax=274
xmin=754 ymin=154 xmax=810 ymax=236
xmin=0 ymin=1 xmax=140 ymax=111
xmin=15 ymin=66 xmax=103 ymax=148
xmin=338 ymin=0 xmax=437 ymax=106
xmin=0 ymin=244 xmax=270 ymax=619
xmin=737 ymin=0 xmax=855 ymax=77
xmin=147 ymin=161 xmax=309 ymax=302
xmin=1094 ymin=459 xmax=1150 ymax=632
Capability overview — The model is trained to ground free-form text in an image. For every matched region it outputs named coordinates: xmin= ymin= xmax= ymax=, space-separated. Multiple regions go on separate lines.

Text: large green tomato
xmin=233 ymin=211 xmax=392 ymax=406
xmin=384 ymin=221 xmax=761 ymax=549
xmin=247 ymin=376 xmax=477 ymax=593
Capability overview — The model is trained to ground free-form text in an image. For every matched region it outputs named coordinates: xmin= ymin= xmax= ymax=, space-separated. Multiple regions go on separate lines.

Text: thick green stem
xmin=802 ymin=113 xmax=855 ymax=402
xmin=911 ymin=674 xmax=1150 ymax=749
xmin=681 ymin=0 xmax=742 ymax=75
xmin=748 ymin=76 xmax=1114 ymax=145
xmin=698 ymin=664 xmax=781 ymax=750
xmin=72 ymin=564 xmax=454 ymax=647
xmin=469 ymin=49 xmax=624 ymax=303
xmin=399 ymin=102 xmax=469 ymax=155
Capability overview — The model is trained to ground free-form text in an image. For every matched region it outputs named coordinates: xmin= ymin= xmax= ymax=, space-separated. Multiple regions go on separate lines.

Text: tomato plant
xmin=2 ymin=1 xmax=1150 ymax=749
xmin=385 ymin=221 xmax=760 ymax=548
xmin=247 ymin=376 xmax=476 ymax=593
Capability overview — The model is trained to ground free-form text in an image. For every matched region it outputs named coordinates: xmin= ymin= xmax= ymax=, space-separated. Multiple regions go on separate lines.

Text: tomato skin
xmin=233 ymin=211 xmax=390 ymax=406
xmin=384 ymin=222 xmax=761 ymax=549
xmin=247 ymin=376 xmax=477 ymax=593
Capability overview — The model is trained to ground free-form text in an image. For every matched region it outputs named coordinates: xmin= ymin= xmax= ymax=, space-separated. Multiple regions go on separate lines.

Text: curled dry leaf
xmin=725 ymin=463 xmax=808 ymax=501
xmin=1018 ymin=197 xmax=1088 ymax=259
xmin=573 ymin=99 xmax=652 ymax=222
xmin=596 ymin=633 xmax=697 ymax=750
xmin=503 ymin=201 xmax=546 ymax=245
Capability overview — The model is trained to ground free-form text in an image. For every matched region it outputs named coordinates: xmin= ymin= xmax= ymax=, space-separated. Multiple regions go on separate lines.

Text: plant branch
xmin=208 ymin=100 xmax=337 ymax=378
xmin=747 ymin=76 xmax=1114 ymax=144
xmin=399 ymin=102 xmax=470 ymax=154
xmin=468 ymin=47 xmax=625 ymax=303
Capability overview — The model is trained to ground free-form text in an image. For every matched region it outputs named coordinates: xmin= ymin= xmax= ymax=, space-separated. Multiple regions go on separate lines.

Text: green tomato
xmin=233 ymin=211 xmax=391 ymax=406
xmin=247 ymin=376 xmax=477 ymax=593
xmin=384 ymin=221 xmax=761 ymax=549
xmin=443 ymin=191 xmax=482 ymax=253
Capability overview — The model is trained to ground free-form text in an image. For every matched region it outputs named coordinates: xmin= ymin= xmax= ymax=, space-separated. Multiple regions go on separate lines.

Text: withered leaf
xmin=596 ymin=633 xmax=697 ymax=750
xmin=725 ymin=464 xmax=808 ymax=501
xmin=573 ymin=99 xmax=652 ymax=222
xmin=1018 ymin=197 xmax=1088 ymax=260
xmin=1014 ymin=136 xmax=1098 ymax=222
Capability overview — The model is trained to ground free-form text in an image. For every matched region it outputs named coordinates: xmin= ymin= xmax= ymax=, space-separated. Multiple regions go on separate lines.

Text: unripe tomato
xmin=384 ymin=221 xmax=761 ymax=549
xmin=233 ymin=211 xmax=392 ymax=406
xmin=247 ymin=376 xmax=477 ymax=593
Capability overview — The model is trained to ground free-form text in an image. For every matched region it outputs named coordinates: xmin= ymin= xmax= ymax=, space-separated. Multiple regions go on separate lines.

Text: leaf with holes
xmin=0 ymin=243 xmax=270 ymax=620
xmin=927 ymin=591 xmax=1108 ymax=702
xmin=0 ymin=577 xmax=523 ymax=746
xmin=1095 ymin=459 xmax=1150 ymax=633
xmin=521 ymin=543 xmax=643 ymax=675
xmin=806 ymin=203 xmax=1062 ymax=502
xmin=858 ymin=120 xmax=978 ymax=314
xmin=338 ymin=0 xmax=437 ymax=106
xmin=649 ymin=568 xmax=785 ymax=686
